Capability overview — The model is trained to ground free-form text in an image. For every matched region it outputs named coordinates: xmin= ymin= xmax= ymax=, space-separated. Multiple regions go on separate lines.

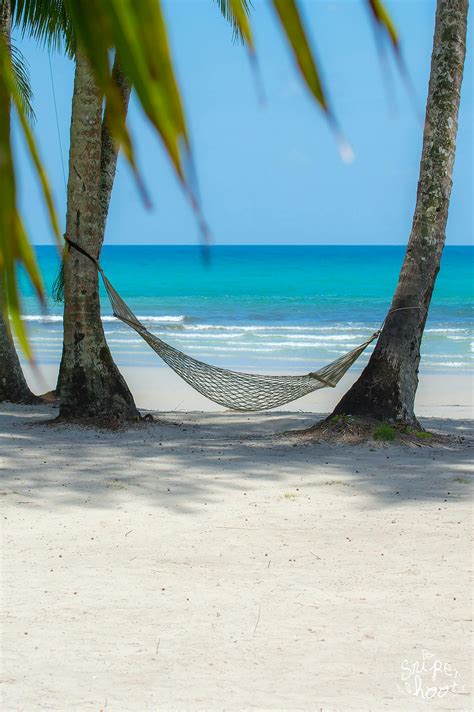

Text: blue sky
xmin=13 ymin=0 xmax=473 ymax=246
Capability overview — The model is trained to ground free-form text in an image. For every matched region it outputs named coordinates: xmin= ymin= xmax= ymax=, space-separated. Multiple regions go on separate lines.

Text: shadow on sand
xmin=0 ymin=403 xmax=472 ymax=514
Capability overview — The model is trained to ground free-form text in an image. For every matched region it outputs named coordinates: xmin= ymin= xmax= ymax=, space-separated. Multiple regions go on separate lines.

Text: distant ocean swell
xmin=22 ymin=314 xmax=187 ymax=324
xmin=18 ymin=245 xmax=473 ymax=373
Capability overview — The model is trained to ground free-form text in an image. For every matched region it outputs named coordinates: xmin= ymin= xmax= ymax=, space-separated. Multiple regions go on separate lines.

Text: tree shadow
xmin=0 ymin=404 xmax=472 ymax=514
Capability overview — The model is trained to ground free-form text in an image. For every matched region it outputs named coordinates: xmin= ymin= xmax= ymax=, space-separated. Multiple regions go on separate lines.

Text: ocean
xmin=19 ymin=245 xmax=473 ymax=374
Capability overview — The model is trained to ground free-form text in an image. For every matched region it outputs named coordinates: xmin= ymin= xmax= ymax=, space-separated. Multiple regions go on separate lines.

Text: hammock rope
xmin=65 ymin=239 xmax=380 ymax=411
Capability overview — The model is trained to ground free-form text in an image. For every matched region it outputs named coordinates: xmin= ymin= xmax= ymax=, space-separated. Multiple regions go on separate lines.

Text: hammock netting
xmin=99 ymin=267 xmax=379 ymax=411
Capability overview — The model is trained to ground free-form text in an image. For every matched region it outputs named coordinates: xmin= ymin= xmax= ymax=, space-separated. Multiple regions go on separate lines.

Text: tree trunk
xmin=0 ymin=284 xmax=39 ymax=403
xmin=0 ymin=0 xmax=38 ymax=404
xmin=98 ymin=56 xmax=131 ymax=248
xmin=331 ymin=0 xmax=468 ymax=426
xmin=58 ymin=53 xmax=138 ymax=419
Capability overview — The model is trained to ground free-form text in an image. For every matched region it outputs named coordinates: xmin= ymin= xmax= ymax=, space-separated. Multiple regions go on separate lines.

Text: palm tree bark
xmin=98 ymin=56 xmax=131 ymax=248
xmin=58 ymin=52 xmax=138 ymax=419
xmin=0 ymin=283 xmax=39 ymax=403
xmin=331 ymin=0 xmax=468 ymax=426
xmin=0 ymin=0 xmax=38 ymax=404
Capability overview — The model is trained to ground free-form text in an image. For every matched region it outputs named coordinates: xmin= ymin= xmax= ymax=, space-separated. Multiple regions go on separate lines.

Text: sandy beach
xmin=24 ymin=363 xmax=474 ymax=419
xmin=1 ymin=367 xmax=472 ymax=711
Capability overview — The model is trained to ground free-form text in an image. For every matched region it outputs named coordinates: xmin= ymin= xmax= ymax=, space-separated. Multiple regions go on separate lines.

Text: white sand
xmin=1 ymin=368 xmax=473 ymax=710
xmin=24 ymin=363 xmax=474 ymax=419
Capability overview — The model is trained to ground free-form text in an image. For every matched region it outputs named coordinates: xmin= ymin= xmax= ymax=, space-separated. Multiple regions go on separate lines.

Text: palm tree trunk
xmin=0 ymin=283 xmax=39 ymax=403
xmin=0 ymin=0 xmax=38 ymax=404
xmin=331 ymin=0 xmax=468 ymax=426
xmin=58 ymin=52 xmax=138 ymax=419
xmin=98 ymin=56 xmax=131 ymax=248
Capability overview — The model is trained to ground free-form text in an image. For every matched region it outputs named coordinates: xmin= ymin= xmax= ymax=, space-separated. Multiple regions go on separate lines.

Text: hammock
xmin=67 ymin=240 xmax=379 ymax=411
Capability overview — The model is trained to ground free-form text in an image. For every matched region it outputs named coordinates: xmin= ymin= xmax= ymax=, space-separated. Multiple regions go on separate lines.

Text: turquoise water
xmin=20 ymin=245 xmax=473 ymax=373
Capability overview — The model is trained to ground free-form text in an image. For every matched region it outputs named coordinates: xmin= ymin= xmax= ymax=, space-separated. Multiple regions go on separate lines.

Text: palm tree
xmin=0 ymin=287 xmax=37 ymax=403
xmin=0 ymin=0 xmax=37 ymax=403
xmin=7 ymin=1 xmax=141 ymax=417
xmin=56 ymin=2 xmax=239 ymax=419
xmin=13 ymin=0 xmax=248 ymax=418
xmin=57 ymin=51 xmax=138 ymax=419
xmin=8 ymin=0 xmax=242 ymax=419
xmin=328 ymin=0 xmax=468 ymax=427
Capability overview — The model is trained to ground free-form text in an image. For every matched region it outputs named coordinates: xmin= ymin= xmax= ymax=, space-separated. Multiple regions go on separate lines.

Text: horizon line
xmin=32 ymin=242 xmax=473 ymax=248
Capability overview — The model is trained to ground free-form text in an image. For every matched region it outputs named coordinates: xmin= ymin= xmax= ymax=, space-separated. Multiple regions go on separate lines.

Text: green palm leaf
xmin=65 ymin=0 xmax=188 ymax=193
xmin=367 ymin=0 xmax=398 ymax=49
xmin=271 ymin=0 xmax=327 ymax=111
xmin=0 ymin=35 xmax=60 ymax=357
xmin=11 ymin=0 xmax=74 ymax=54
xmin=10 ymin=42 xmax=34 ymax=120
xmin=214 ymin=0 xmax=253 ymax=44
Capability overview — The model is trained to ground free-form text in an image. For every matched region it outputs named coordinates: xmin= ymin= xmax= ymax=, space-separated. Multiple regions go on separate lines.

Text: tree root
xmin=286 ymin=414 xmax=457 ymax=446
xmin=47 ymin=411 xmax=159 ymax=431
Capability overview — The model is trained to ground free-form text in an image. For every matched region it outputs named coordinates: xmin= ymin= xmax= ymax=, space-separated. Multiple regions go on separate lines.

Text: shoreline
xmin=23 ymin=363 xmax=473 ymax=419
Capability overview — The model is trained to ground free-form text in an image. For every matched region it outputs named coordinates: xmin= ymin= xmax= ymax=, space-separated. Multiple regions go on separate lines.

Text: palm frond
xmin=214 ymin=0 xmax=252 ymax=43
xmin=367 ymin=0 xmax=398 ymax=50
xmin=10 ymin=42 xmax=34 ymax=121
xmin=10 ymin=0 xmax=75 ymax=55
xmin=0 ymin=34 xmax=60 ymax=357
xmin=271 ymin=0 xmax=328 ymax=112
xmin=65 ymin=0 xmax=201 ymax=221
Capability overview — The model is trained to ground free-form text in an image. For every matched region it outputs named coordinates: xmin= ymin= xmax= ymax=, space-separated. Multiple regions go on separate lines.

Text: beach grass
xmin=373 ymin=423 xmax=397 ymax=441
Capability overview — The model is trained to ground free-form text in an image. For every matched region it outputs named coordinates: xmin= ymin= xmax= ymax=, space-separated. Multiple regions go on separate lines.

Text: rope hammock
xmin=66 ymin=239 xmax=380 ymax=411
